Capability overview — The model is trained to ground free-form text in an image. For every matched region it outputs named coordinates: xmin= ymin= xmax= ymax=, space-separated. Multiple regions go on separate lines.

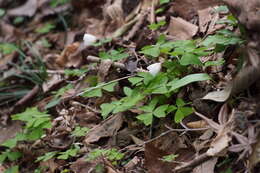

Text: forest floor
xmin=0 ymin=0 xmax=259 ymax=173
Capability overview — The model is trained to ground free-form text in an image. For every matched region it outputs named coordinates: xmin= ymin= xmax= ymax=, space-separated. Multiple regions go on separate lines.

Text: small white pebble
xmin=83 ymin=33 xmax=97 ymax=47
xmin=147 ymin=63 xmax=161 ymax=76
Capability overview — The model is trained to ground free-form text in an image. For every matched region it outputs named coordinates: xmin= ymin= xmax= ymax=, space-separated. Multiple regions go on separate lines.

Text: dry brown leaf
xmin=170 ymin=0 xmax=223 ymax=20
xmin=39 ymin=159 xmax=59 ymax=173
xmin=207 ymin=132 xmax=230 ymax=156
xmin=107 ymin=166 xmax=122 ymax=173
xmin=70 ymin=157 xmax=102 ymax=173
xmin=145 ymin=132 xmax=192 ymax=173
xmin=192 ymin=157 xmax=218 ymax=173
xmin=98 ymin=59 xmax=113 ymax=82
xmin=198 ymin=8 xmax=212 ymax=33
xmin=39 ymin=3 xmax=71 ymax=19
xmin=202 ymin=85 xmax=232 ymax=102
xmin=42 ymin=74 xmax=63 ymax=93
xmin=55 ymin=42 xmax=81 ymax=68
xmin=203 ymin=64 xmax=260 ymax=102
xmin=124 ymin=156 xmax=140 ymax=171
xmin=7 ymin=0 xmax=38 ymax=17
xmin=0 ymin=121 xmax=22 ymax=145
xmin=195 ymin=104 xmax=234 ymax=156
xmin=168 ymin=17 xmax=198 ymax=40
xmin=105 ymin=0 xmax=124 ymax=24
xmin=249 ymin=134 xmax=260 ymax=170
xmin=0 ymin=21 xmax=17 ymax=40
xmin=229 ymin=125 xmax=257 ymax=160
xmin=186 ymin=120 xmax=208 ymax=129
xmin=84 ymin=113 xmax=123 ymax=144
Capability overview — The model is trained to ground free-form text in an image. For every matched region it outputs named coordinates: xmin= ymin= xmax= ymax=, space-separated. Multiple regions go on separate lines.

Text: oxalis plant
xmin=0 ymin=108 xmax=52 ymax=171
xmin=80 ymin=28 xmax=243 ymax=126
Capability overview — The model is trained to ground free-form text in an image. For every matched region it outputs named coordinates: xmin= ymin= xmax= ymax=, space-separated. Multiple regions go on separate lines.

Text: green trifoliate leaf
xmin=153 ymin=105 xmax=169 ymax=118
xmin=176 ymin=98 xmax=186 ymax=107
xmin=128 ymin=77 xmax=143 ymax=85
xmin=102 ymin=82 xmax=117 ymax=92
xmin=139 ymin=46 xmax=160 ymax=58
xmin=137 ymin=113 xmax=153 ymax=126
xmin=175 ymin=107 xmax=193 ymax=123
xmin=6 ymin=151 xmax=22 ymax=161
xmin=179 ymin=53 xmax=202 ymax=66
xmin=123 ymin=87 xmax=133 ymax=96
xmin=101 ymin=103 xmax=117 ymax=119
xmin=139 ymin=98 xmax=158 ymax=112
xmin=36 ymin=151 xmax=58 ymax=162
xmin=83 ymin=88 xmax=102 ymax=97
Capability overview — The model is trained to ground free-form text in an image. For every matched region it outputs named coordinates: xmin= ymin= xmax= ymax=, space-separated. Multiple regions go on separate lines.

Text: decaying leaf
xmin=145 ymin=132 xmax=192 ymax=172
xmin=84 ymin=113 xmax=123 ymax=144
xmin=203 ymin=64 xmax=260 ymax=102
xmin=192 ymin=157 xmax=218 ymax=173
xmin=0 ymin=121 xmax=22 ymax=145
xmin=170 ymin=0 xmax=223 ymax=20
xmin=7 ymin=0 xmax=38 ymax=17
xmin=195 ymin=104 xmax=234 ymax=156
xmin=203 ymin=0 xmax=260 ymax=102
xmin=70 ymin=157 xmax=103 ymax=173
xmin=229 ymin=125 xmax=257 ymax=160
xmin=249 ymin=133 xmax=260 ymax=170
xmin=55 ymin=42 xmax=82 ymax=68
xmin=198 ymin=8 xmax=212 ymax=34
xmin=168 ymin=17 xmax=198 ymax=40
xmin=98 ymin=59 xmax=113 ymax=82
xmin=186 ymin=120 xmax=208 ymax=129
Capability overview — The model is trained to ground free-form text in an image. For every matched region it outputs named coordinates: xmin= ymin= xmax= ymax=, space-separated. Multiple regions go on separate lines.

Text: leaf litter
xmin=0 ymin=0 xmax=260 ymax=172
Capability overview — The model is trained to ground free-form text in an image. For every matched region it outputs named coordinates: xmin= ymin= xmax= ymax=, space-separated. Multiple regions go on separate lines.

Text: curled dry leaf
xmin=124 ymin=156 xmax=141 ymax=171
xmin=98 ymin=59 xmax=113 ymax=82
xmin=55 ymin=42 xmax=81 ymax=68
xmin=42 ymin=74 xmax=64 ymax=93
xmin=186 ymin=120 xmax=208 ymax=129
xmin=229 ymin=125 xmax=257 ymax=160
xmin=195 ymin=104 xmax=234 ymax=156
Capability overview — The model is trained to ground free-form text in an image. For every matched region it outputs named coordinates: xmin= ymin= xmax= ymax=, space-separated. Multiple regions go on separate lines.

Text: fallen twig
xmin=125 ymin=12 xmax=147 ymax=40
xmin=144 ymin=125 xmax=209 ymax=144
xmin=86 ymin=55 xmax=147 ymax=73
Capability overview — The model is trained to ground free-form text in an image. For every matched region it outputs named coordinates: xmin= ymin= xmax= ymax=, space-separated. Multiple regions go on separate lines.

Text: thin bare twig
xmin=125 ymin=12 xmax=147 ymax=40
xmin=14 ymin=85 xmax=40 ymax=107
xmin=86 ymin=55 xmax=147 ymax=73
xmin=144 ymin=125 xmax=209 ymax=144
